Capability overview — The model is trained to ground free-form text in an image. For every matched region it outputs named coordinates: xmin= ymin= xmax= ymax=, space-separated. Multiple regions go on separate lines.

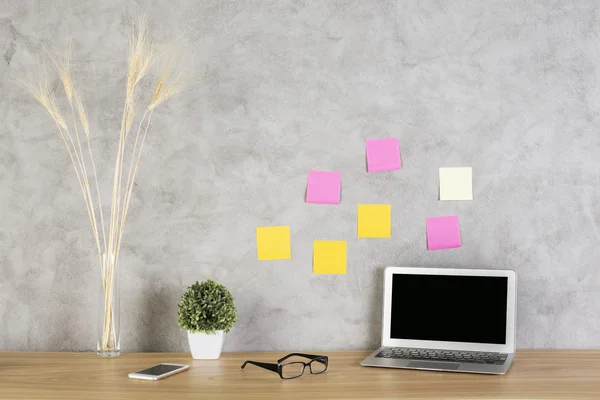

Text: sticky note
xmin=256 ymin=226 xmax=291 ymax=260
xmin=426 ymin=216 xmax=461 ymax=250
xmin=358 ymin=204 xmax=391 ymax=238
xmin=306 ymin=170 xmax=342 ymax=204
xmin=313 ymin=241 xmax=347 ymax=274
xmin=439 ymin=167 xmax=473 ymax=200
xmin=366 ymin=138 xmax=402 ymax=172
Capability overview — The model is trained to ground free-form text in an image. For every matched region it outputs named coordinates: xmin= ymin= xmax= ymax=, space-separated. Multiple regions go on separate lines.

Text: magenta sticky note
xmin=366 ymin=138 xmax=401 ymax=172
xmin=306 ymin=170 xmax=342 ymax=204
xmin=426 ymin=216 xmax=461 ymax=250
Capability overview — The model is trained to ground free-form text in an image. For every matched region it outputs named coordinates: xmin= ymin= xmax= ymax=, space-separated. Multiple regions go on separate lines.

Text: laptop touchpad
xmin=407 ymin=361 xmax=460 ymax=370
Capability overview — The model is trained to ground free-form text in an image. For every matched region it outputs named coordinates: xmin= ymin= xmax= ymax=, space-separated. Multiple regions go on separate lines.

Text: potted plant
xmin=178 ymin=279 xmax=237 ymax=359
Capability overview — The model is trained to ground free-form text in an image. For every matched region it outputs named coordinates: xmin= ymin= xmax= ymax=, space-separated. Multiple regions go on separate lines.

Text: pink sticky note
xmin=306 ymin=170 xmax=341 ymax=204
xmin=366 ymin=138 xmax=402 ymax=172
xmin=426 ymin=216 xmax=461 ymax=250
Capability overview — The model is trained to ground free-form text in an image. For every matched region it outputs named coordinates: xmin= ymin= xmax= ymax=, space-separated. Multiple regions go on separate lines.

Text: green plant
xmin=178 ymin=279 xmax=237 ymax=334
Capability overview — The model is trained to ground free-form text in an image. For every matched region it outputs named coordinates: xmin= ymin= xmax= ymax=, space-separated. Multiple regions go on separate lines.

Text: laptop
xmin=361 ymin=267 xmax=516 ymax=374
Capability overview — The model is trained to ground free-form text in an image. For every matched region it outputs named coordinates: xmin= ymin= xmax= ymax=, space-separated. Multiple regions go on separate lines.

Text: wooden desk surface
xmin=0 ymin=350 xmax=598 ymax=399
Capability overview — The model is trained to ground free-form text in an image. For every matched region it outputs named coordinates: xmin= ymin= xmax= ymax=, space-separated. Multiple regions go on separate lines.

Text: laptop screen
xmin=390 ymin=274 xmax=508 ymax=345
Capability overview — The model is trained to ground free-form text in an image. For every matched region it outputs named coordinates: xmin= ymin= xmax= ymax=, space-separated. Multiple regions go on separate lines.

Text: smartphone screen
xmin=135 ymin=364 xmax=185 ymax=376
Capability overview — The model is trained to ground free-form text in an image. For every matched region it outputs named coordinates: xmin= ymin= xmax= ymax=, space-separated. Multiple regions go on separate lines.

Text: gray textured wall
xmin=1 ymin=0 xmax=600 ymax=352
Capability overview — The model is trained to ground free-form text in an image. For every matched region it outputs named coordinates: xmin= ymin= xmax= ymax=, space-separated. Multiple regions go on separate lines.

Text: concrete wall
xmin=1 ymin=0 xmax=599 ymax=352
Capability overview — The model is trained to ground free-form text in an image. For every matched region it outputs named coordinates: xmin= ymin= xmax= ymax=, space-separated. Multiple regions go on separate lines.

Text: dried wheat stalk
xmin=19 ymin=15 xmax=187 ymax=354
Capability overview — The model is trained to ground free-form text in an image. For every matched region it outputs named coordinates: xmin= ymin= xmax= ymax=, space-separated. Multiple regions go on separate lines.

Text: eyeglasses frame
xmin=241 ymin=353 xmax=329 ymax=379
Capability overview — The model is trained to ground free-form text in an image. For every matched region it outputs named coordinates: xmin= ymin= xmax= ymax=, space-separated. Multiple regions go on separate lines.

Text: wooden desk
xmin=0 ymin=350 xmax=598 ymax=399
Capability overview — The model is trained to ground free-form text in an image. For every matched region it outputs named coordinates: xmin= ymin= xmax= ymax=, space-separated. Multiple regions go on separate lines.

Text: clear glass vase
xmin=97 ymin=253 xmax=120 ymax=357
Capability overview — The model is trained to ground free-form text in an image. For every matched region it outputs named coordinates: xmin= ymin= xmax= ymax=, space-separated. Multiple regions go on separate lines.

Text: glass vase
xmin=97 ymin=253 xmax=120 ymax=357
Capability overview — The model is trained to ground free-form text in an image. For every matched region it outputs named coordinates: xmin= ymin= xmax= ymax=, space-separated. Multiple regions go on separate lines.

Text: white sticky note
xmin=439 ymin=167 xmax=473 ymax=201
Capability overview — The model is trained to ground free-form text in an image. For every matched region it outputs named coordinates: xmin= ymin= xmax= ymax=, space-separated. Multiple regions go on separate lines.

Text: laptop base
xmin=360 ymin=347 xmax=514 ymax=375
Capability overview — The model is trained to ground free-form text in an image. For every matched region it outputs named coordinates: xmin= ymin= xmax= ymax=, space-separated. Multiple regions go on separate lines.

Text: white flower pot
xmin=187 ymin=330 xmax=224 ymax=360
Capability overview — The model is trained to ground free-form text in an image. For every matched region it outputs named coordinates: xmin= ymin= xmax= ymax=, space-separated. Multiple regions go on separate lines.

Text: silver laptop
xmin=361 ymin=267 xmax=516 ymax=374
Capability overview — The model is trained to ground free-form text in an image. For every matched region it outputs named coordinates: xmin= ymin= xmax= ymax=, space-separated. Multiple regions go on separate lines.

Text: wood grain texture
xmin=0 ymin=350 xmax=599 ymax=399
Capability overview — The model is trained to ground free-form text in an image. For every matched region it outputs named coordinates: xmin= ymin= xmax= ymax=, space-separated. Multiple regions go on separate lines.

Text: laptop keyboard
xmin=375 ymin=347 xmax=507 ymax=365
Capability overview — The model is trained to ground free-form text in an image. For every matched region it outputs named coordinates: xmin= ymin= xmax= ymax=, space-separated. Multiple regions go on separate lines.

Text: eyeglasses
xmin=241 ymin=353 xmax=329 ymax=379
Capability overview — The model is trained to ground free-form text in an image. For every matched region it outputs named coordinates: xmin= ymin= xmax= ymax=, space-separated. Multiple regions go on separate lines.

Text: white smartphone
xmin=128 ymin=363 xmax=189 ymax=381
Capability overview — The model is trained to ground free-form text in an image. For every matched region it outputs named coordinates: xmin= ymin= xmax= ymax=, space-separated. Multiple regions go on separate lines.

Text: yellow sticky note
xmin=358 ymin=204 xmax=391 ymax=238
xmin=439 ymin=167 xmax=473 ymax=201
xmin=313 ymin=241 xmax=346 ymax=274
xmin=256 ymin=226 xmax=291 ymax=260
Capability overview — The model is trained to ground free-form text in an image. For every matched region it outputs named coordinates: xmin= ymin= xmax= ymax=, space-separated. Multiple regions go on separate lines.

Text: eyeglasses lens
xmin=280 ymin=362 xmax=305 ymax=379
xmin=309 ymin=357 xmax=327 ymax=374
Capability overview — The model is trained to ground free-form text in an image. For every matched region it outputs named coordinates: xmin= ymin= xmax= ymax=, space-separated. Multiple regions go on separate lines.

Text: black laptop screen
xmin=390 ymin=274 xmax=508 ymax=344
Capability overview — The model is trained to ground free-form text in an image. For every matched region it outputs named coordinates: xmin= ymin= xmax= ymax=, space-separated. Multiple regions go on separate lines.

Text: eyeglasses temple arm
xmin=241 ymin=360 xmax=279 ymax=373
xmin=278 ymin=353 xmax=327 ymax=363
